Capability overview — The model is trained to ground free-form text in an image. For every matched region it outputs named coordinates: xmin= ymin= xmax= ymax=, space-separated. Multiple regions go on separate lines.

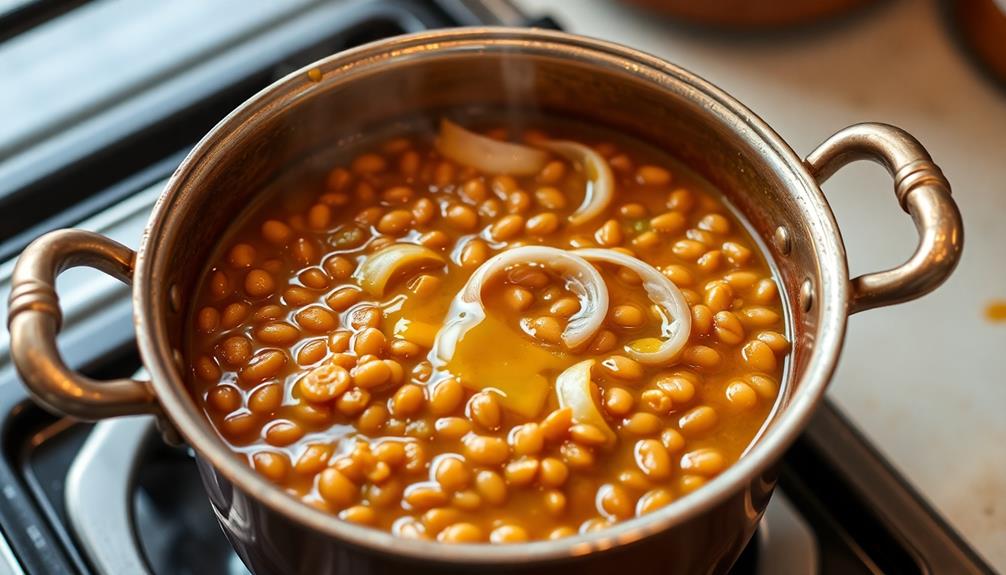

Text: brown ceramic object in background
xmin=949 ymin=0 xmax=1006 ymax=87
xmin=621 ymin=0 xmax=877 ymax=28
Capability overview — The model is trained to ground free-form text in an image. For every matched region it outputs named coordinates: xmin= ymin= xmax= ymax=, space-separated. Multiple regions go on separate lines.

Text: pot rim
xmin=134 ymin=27 xmax=849 ymax=564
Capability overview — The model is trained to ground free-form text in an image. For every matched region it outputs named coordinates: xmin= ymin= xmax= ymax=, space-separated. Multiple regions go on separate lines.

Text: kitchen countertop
xmin=516 ymin=0 xmax=1006 ymax=568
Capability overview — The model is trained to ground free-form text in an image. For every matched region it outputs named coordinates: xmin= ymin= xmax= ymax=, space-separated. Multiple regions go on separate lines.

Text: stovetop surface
xmin=0 ymin=1 xmax=994 ymax=574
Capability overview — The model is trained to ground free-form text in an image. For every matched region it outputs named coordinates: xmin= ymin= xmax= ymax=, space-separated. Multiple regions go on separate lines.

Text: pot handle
xmin=805 ymin=123 xmax=963 ymax=314
xmin=7 ymin=229 xmax=159 ymax=419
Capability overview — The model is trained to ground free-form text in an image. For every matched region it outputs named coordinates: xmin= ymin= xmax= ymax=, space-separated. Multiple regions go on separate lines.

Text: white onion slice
xmin=353 ymin=244 xmax=445 ymax=297
xmin=556 ymin=359 xmax=617 ymax=447
xmin=575 ymin=248 xmax=691 ymax=365
xmin=433 ymin=246 xmax=609 ymax=363
xmin=435 ymin=119 xmax=549 ymax=176
xmin=539 ymin=140 xmax=613 ymax=226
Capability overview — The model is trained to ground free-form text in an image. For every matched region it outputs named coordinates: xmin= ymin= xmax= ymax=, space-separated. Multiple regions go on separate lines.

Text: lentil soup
xmin=186 ymin=117 xmax=790 ymax=544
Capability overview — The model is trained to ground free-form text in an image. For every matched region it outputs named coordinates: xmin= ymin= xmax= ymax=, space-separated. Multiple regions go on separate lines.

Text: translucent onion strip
xmin=556 ymin=359 xmax=617 ymax=447
xmin=353 ymin=244 xmax=445 ymax=297
xmin=539 ymin=140 xmax=613 ymax=226
xmin=575 ymin=248 xmax=691 ymax=365
xmin=433 ymin=246 xmax=609 ymax=363
xmin=435 ymin=119 xmax=549 ymax=176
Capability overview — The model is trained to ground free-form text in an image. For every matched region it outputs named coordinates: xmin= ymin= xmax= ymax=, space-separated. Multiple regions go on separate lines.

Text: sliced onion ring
xmin=556 ymin=359 xmax=616 ymax=447
xmin=353 ymin=244 xmax=445 ymax=297
xmin=435 ymin=119 xmax=549 ymax=176
xmin=433 ymin=246 xmax=608 ymax=363
xmin=538 ymin=140 xmax=613 ymax=226
xmin=575 ymin=248 xmax=691 ymax=365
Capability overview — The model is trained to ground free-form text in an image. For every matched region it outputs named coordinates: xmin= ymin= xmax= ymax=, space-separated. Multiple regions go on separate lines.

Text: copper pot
xmin=948 ymin=0 xmax=1006 ymax=88
xmin=6 ymin=28 xmax=962 ymax=574
xmin=620 ymin=0 xmax=876 ymax=28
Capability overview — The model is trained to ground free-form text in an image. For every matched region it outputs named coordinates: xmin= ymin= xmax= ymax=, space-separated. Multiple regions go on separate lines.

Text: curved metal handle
xmin=805 ymin=123 xmax=963 ymax=315
xmin=7 ymin=229 xmax=158 ymax=419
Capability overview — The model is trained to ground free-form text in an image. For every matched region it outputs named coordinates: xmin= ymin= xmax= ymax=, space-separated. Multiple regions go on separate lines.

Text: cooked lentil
xmin=187 ymin=120 xmax=789 ymax=543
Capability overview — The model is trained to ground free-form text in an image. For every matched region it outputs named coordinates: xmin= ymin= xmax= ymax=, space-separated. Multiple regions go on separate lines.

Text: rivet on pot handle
xmin=805 ymin=123 xmax=963 ymax=314
xmin=7 ymin=229 xmax=159 ymax=419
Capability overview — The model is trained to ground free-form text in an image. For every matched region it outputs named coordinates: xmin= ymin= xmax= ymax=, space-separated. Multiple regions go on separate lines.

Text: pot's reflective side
xmin=197 ymin=456 xmax=776 ymax=575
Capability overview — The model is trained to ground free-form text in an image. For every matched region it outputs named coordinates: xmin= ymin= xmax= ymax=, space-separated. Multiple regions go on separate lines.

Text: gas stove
xmin=0 ymin=1 xmax=994 ymax=573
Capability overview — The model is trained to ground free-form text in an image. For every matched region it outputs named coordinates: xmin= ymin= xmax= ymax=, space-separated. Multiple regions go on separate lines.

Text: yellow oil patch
xmin=447 ymin=314 xmax=573 ymax=419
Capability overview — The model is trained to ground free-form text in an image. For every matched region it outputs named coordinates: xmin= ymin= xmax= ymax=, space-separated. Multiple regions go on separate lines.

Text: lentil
xmin=188 ymin=121 xmax=789 ymax=542
xmin=252 ymin=451 xmax=290 ymax=482
xmin=604 ymin=387 xmax=634 ymax=417
xmin=248 ymin=383 xmax=282 ymax=413
xmin=525 ymin=212 xmax=560 ymax=235
xmin=637 ymin=488 xmax=674 ymax=515
xmin=611 ymin=304 xmax=644 ymax=328
xmin=534 ymin=186 xmax=566 ymax=209
xmin=539 ymin=457 xmax=569 ymax=488
xmin=634 ymin=439 xmax=672 ymax=479
xmin=510 ymin=423 xmax=545 ymax=455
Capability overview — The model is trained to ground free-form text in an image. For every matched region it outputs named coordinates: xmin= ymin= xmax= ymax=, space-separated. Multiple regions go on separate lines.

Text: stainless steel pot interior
xmin=134 ymin=28 xmax=848 ymax=563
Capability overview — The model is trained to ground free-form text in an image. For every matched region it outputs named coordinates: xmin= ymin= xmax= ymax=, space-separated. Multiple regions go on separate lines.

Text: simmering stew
xmin=186 ymin=118 xmax=789 ymax=543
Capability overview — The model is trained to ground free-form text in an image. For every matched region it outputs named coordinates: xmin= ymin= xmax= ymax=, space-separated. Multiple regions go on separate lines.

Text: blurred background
xmin=0 ymin=0 xmax=1002 ymax=573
